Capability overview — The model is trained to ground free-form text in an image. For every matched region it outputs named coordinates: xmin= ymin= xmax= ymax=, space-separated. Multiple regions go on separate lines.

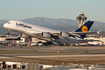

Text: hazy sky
xmin=0 ymin=0 xmax=105 ymax=22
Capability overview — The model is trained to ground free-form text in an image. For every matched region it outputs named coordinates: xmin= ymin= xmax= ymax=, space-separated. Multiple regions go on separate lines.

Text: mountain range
xmin=0 ymin=17 xmax=105 ymax=34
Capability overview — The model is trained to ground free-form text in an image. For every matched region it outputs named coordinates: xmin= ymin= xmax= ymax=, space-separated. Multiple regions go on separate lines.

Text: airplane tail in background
xmin=75 ymin=21 xmax=94 ymax=38
xmin=28 ymin=39 xmax=33 ymax=44
xmin=12 ymin=39 xmax=17 ymax=44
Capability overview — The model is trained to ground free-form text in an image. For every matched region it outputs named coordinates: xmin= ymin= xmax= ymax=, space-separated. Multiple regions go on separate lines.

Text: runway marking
xmin=14 ymin=54 xmax=105 ymax=58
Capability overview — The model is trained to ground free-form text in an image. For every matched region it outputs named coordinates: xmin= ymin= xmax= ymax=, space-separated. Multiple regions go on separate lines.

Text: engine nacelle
xmin=42 ymin=32 xmax=51 ymax=38
xmin=21 ymin=34 xmax=30 ymax=38
xmin=60 ymin=32 xmax=69 ymax=38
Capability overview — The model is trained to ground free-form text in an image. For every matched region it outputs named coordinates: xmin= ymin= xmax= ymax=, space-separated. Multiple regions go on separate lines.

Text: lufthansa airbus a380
xmin=3 ymin=20 xmax=95 ymax=43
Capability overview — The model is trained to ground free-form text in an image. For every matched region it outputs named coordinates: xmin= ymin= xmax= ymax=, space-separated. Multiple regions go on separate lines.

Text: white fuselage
xmin=3 ymin=20 xmax=61 ymax=41
xmin=3 ymin=20 xmax=60 ymax=34
xmin=3 ymin=20 xmax=88 ymax=43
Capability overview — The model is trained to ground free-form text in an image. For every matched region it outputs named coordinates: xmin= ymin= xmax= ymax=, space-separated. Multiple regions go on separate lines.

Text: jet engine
xmin=42 ymin=32 xmax=51 ymax=38
xmin=59 ymin=32 xmax=70 ymax=38
xmin=21 ymin=34 xmax=30 ymax=38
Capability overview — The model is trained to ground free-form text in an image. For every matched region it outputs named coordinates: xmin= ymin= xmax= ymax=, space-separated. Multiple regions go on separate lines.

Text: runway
xmin=15 ymin=54 xmax=105 ymax=58
xmin=0 ymin=53 xmax=105 ymax=59
xmin=0 ymin=46 xmax=105 ymax=65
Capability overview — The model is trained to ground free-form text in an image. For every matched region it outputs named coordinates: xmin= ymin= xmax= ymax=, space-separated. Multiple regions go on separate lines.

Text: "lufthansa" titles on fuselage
xmin=16 ymin=22 xmax=32 ymax=29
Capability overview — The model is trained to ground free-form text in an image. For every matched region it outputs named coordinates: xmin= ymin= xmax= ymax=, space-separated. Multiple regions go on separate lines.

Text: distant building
xmin=32 ymin=38 xmax=46 ymax=43
xmin=0 ymin=35 xmax=6 ymax=41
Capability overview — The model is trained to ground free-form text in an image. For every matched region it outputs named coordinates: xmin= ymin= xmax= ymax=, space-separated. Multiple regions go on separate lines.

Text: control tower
xmin=76 ymin=12 xmax=87 ymax=28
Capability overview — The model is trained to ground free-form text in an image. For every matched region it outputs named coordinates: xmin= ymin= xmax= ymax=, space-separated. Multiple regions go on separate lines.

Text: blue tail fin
xmin=75 ymin=21 xmax=94 ymax=38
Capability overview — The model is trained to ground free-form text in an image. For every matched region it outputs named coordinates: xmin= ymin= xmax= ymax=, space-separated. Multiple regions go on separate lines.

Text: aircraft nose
xmin=3 ymin=23 xmax=8 ymax=28
xmin=3 ymin=23 xmax=6 ymax=28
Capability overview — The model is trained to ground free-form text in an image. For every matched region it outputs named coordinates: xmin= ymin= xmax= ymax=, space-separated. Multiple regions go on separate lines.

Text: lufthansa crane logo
xmin=81 ymin=25 xmax=88 ymax=32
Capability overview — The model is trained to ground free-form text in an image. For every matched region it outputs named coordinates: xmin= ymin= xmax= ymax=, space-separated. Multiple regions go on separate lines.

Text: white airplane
xmin=28 ymin=39 xmax=37 ymax=46
xmin=12 ymin=40 xmax=28 ymax=46
xmin=3 ymin=20 xmax=95 ymax=43
xmin=0 ymin=41 xmax=13 ymax=46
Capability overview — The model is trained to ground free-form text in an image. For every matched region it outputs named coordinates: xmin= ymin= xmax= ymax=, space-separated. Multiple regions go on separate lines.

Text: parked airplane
xmin=28 ymin=39 xmax=38 ymax=46
xmin=3 ymin=20 xmax=95 ymax=43
xmin=12 ymin=40 xmax=28 ymax=46
xmin=0 ymin=41 xmax=12 ymax=46
xmin=28 ymin=39 xmax=43 ymax=46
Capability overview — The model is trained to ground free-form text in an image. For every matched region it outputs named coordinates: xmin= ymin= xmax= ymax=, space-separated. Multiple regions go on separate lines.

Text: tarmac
xmin=0 ymin=45 xmax=105 ymax=65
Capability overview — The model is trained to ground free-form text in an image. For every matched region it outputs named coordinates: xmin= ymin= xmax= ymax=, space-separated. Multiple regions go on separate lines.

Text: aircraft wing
xmin=25 ymin=30 xmax=60 ymax=37
xmin=68 ymin=31 xmax=97 ymax=35
xmin=86 ymin=39 xmax=100 ymax=42
xmin=26 ymin=30 xmax=97 ymax=35
xmin=25 ymin=30 xmax=97 ymax=40
xmin=24 ymin=31 xmax=60 ymax=42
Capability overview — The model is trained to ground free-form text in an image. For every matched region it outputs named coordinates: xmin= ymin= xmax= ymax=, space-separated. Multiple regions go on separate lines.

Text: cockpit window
xmin=8 ymin=22 xmax=10 ymax=24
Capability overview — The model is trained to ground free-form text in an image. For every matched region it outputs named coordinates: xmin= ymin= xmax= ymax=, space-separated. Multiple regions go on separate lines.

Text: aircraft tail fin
xmin=28 ymin=39 xmax=33 ymax=44
xmin=75 ymin=21 xmax=94 ymax=38
xmin=12 ymin=39 xmax=17 ymax=44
